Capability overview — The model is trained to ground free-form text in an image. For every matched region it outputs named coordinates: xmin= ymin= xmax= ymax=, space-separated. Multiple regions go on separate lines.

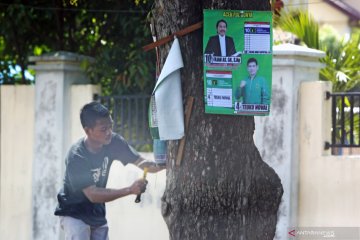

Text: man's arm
xmin=226 ymin=36 xmax=236 ymax=56
xmin=133 ymin=157 xmax=166 ymax=173
xmin=82 ymin=178 xmax=147 ymax=203
xmin=235 ymin=86 xmax=242 ymax=101
xmin=204 ymin=36 xmax=216 ymax=54
xmin=235 ymin=81 xmax=246 ymax=101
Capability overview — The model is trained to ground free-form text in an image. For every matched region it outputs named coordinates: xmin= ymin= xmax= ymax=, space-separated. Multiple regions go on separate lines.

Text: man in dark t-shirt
xmin=54 ymin=102 xmax=164 ymax=240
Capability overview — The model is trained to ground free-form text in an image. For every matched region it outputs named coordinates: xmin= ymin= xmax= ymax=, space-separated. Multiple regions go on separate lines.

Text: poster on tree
xmin=203 ymin=9 xmax=273 ymax=116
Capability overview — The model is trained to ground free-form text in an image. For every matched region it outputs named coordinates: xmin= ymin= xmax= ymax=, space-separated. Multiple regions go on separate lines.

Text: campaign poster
xmin=203 ymin=10 xmax=273 ymax=116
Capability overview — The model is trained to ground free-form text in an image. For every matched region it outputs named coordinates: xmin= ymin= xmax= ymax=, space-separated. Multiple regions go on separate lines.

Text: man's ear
xmin=84 ymin=126 xmax=91 ymax=135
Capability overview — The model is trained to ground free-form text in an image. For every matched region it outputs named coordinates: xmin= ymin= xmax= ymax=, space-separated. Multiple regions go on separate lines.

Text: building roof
xmin=324 ymin=0 xmax=360 ymax=21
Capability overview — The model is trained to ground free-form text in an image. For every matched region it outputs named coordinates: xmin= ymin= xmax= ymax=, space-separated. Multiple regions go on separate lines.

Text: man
xmin=54 ymin=102 xmax=164 ymax=240
xmin=235 ymin=58 xmax=270 ymax=104
xmin=204 ymin=19 xmax=236 ymax=57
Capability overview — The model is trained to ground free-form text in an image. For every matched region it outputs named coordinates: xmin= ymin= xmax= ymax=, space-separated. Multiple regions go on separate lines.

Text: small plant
xmin=275 ymin=10 xmax=319 ymax=49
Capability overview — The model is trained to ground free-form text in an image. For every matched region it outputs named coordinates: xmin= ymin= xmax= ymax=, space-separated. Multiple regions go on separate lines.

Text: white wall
xmin=0 ymin=86 xmax=34 ymax=240
xmin=254 ymin=43 xmax=325 ymax=240
xmin=30 ymin=52 xmax=94 ymax=240
xmin=106 ymin=154 xmax=168 ymax=240
xmin=4 ymin=48 xmax=360 ymax=240
xmin=70 ymin=85 xmax=100 ymax=143
xmin=298 ymin=81 xmax=360 ymax=226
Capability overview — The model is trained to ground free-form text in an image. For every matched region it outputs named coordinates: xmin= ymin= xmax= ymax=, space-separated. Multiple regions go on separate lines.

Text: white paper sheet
xmin=152 ymin=38 xmax=184 ymax=140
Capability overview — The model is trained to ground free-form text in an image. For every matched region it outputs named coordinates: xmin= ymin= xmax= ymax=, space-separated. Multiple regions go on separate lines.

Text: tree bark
xmin=152 ymin=1 xmax=283 ymax=239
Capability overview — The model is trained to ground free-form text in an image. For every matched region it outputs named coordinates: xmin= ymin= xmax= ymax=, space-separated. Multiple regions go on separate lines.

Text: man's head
xmin=80 ymin=102 xmax=113 ymax=145
xmin=247 ymin=58 xmax=259 ymax=78
xmin=216 ymin=19 xmax=227 ymax=36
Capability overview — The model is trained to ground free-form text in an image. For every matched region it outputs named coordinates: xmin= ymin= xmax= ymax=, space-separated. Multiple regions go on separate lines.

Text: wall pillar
xmin=29 ymin=52 xmax=96 ymax=240
xmin=298 ymin=81 xmax=332 ymax=225
xmin=254 ymin=44 xmax=325 ymax=239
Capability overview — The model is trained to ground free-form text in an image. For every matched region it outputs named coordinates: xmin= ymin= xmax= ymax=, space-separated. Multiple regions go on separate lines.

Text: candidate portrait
xmin=204 ymin=19 xmax=236 ymax=57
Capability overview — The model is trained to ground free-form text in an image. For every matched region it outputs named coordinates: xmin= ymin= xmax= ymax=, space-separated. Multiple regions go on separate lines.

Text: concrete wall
xmin=0 ymin=84 xmax=165 ymax=240
xmin=106 ymin=153 xmax=168 ymax=240
xmin=0 ymin=86 xmax=34 ymax=240
xmin=27 ymin=51 xmax=169 ymax=240
xmin=70 ymin=85 xmax=100 ymax=142
xmin=0 ymin=84 xmax=100 ymax=240
xmin=254 ymin=43 xmax=325 ymax=239
xmin=30 ymin=52 xmax=95 ymax=240
xmin=2 ymin=48 xmax=360 ymax=240
xmin=298 ymin=81 xmax=360 ymax=226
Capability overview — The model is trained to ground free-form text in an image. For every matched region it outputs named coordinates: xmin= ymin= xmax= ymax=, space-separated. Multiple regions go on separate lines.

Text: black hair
xmin=216 ymin=19 xmax=227 ymax=28
xmin=80 ymin=102 xmax=110 ymax=128
xmin=247 ymin=57 xmax=258 ymax=66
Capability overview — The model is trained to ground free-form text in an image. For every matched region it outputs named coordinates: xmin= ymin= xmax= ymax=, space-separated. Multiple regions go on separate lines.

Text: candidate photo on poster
xmin=204 ymin=19 xmax=237 ymax=57
xmin=235 ymin=57 xmax=270 ymax=105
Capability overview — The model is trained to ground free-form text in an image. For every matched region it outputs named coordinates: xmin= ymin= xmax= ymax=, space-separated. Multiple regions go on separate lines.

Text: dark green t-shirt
xmin=54 ymin=133 xmax=139 ymax=226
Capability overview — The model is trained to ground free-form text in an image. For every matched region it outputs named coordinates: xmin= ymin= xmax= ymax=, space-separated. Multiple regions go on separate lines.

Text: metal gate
xmin=93 ymin=94 xmax=152 ymax=151
xmin=325 ymin=91 xmax=360 ymax=154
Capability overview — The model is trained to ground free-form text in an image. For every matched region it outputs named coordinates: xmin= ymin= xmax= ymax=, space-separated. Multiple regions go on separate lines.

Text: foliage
xmin=0 ymin=0 xmax=155 ymax=94
xmin=320 ymin=30 xmax=360 ymax=92
xmin=276 ymin=10 xmax=360 ymax=151
xmin=275 ymin=10 xmax=360 ymax=93
xmin=320 ymin=29 xmax=360 ymax=150
xmin=275 ymin=10 xmax=319 ymax=49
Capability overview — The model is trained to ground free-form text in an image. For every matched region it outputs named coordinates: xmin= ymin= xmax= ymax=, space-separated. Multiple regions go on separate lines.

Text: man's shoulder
xmin=225 ymin=35 xmax=234 ymax=41
xmin=105 ymin=133 xmax=132 ymax=151
xmin=67 ymin=138 xmax=87 ymax=160
xmin=109 ymin=133 xmax=127 ymax=145
xmin=208 ymin=35 xmax=218 ymax=40
xmin=256 ymin=76 xmax=266 ymax=82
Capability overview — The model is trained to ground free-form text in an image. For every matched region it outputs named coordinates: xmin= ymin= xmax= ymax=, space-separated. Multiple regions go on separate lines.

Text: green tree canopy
xmin=0 ymin=0 xmax=155 ymax=95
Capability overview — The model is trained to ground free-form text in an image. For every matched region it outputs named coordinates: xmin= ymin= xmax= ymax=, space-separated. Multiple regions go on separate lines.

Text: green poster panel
xmin=203 ymin=10 xmax=273 ymax=116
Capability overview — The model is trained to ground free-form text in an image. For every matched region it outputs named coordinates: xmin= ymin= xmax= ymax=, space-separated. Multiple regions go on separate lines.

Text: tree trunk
xmin=152 ymin=1 xmax=283 ymax=239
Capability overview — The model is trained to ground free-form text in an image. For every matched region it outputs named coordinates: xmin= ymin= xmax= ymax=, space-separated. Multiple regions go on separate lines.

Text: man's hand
xmin=240 ymin=80 xmax=246 ymax=88
xmin=133 ymin=157 xmax=166 ymax=173
xmin=129 ymin=179 xmax=148 ymax=195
